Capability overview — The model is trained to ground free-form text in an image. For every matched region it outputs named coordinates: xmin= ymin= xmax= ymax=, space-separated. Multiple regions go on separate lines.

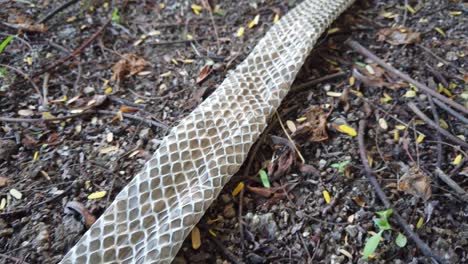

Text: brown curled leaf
xmin=64 ymin=201 xmax=97 ymax=228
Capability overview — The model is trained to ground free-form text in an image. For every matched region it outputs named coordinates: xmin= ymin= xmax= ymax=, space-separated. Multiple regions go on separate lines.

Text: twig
xmin=434 ymin=168 xmax=467 ymax=200
xmin=0 ymin=110 xmax=168 ymax=130
xmin=207 ymin=235 xmax=242 ymax=264
xmin=0 ymin=63 xmax=43 ymax=102
xmin=96 ymin=110 xmax=169 ymax=130
xmin=32 ymin=17 xmax=112 ymax=78
xmin=290 ymin=72 xmax=346 ymax=93
xmin=0 ymin=112 xmax=86 ymax=123
xmin=357 ymin=120 xmax=444 ymax=263
xmin=432 ymin=98 xmax=468 ymax=124
xmin=346 ymin=39 xmax=468 ymax=115
xmin=37 ymin=0 xmax=80 ymax=24
xmin=427 ymin=96 xmax=443 ymax=167
xmin=152 ymin=38 xmax=207 ymax=46
xmin=238 ymin=187 xmax=245 ymax=252
xmin=417 ymin=44 xmax=466 ymax=75
xmin=42 ymin=73 xmax=50 ymax=108
xmin=275 ymin=111 xmax=305 ymax=163
xmin=407 ymin=102 xmax=468 ymax=149
xmin=0 ymin=253 xmax=29 ymax=264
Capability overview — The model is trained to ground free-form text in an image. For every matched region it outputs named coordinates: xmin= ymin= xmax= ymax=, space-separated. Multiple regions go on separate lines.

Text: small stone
xmin=223 ymin=204 xmax=236 ymax=219
xmin=220 ymin=194 xmax=231 ymax=204
xmin=0 ymin=140 xmax=17 ymax=161
xmin=345 ymin=225 xmax=358 ymax=238
xmin=445 ymin=51 xmax=458 ymax=61
xmin=83 ymin=86 xmax=95 ymax=95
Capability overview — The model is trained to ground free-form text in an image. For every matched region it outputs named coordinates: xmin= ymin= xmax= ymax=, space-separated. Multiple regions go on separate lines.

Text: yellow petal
xmin=248 ymin=15 xmax=260 ymax=28
xmin=403 ymin=90 xmax=416 ymax=98
xmin=88 ymin=191 xmax=107 ymax=200
xmin=232 ymin=182 xmax=244 ymax=197
xmin=191 ymin=226 xmax=201 ymax=249
xmin=236 ymin=27 xmax=245 ymax=37
xmin=33 ymin=151 xmax=39 ymax=161
xmin=323 ymin=190 xmax=332 ymax=204
xmin=104 ymin=87 xmax=113 ymax=94
xmin=336 ymin=124 xmax=357 ymax=137
xmin=434 ymin=27 xmax=446 ymax=37
xmin=416 ymin=134 xmax=425 ymax=144
xmin=191 ymin=4 xmax=203 ymax=15
xmin=452 ymin=154 xmax=462 ymax=165
xmin=439 ymin=119 xmax=449 ymax=129
xmin=273 ymin=13 xmax=280 ymax=23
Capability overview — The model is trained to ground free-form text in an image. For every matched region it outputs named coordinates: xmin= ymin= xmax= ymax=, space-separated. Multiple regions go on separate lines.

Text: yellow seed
xmin=191 ymin=226 xmax=201 ymax=249
xmin=394 ymin=130 xmax=400 ymax=141
xmin=434 ymin=27 xmax=446 ymax=37
xmin=323 ymin=190 xmax=331 ymax=204
xmin=33 ymin=151 xmax=39 ymax=161
xmin=349 ymin=76 xmax=355 ymax=86
xmin=416 ymin=217 xmax=424 ymax=229
xmin=104 ymin=87 xmax=113 ymax=94
xmin=88 ymin=191 xmax=107 ymax=200
xmin=336 ymin=124 xmax=357 ymax=137
xmin=232 ymin=182 xmax=244 ymax=197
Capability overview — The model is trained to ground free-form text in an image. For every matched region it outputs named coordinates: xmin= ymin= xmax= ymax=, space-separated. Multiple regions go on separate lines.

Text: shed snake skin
xmin=61 ymin=0 xmax=354 ymax=262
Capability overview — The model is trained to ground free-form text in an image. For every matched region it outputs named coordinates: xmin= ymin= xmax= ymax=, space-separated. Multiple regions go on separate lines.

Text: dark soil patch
xmin=1 ymin=0 xmax=467 ymax=263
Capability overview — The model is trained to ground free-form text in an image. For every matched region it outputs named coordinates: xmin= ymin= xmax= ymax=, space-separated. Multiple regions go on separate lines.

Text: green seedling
xmin=362 ymin=209 xmax=407 ymax=260
xmin=112 ymin=8 xmax=121 ymax=24
xmin=258 ymin=169 xmax=270 ymax=188
xmin=0 ymin=35 xmax=14 ymax=54
xmin=331 ymin=160 xmax=350 ymax=174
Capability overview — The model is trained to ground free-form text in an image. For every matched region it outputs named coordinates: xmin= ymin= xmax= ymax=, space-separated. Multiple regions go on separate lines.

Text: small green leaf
xmin=395 ymin=232 xmax=407 ymax=248
xmin=376 ymin=209 xmax=393 ymax=220
xmin=0 ymin=35 xmax=15 ymax=54
xmin=374 ymin=218 xmax=392 ymax=230
xmin=331 ymin=160 xmax=350 ymax=173
xmin=362 ymin=230 xmax=383 ymax=259
xmin=259 ymin=169 xmax=270 ymax=188
xmin=112 ymin=8 xmax=121 ymax=24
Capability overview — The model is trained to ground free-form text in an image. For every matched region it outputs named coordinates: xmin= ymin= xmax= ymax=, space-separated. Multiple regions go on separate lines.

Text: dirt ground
xmin=0 ymin=0 xmax=467 ymax=263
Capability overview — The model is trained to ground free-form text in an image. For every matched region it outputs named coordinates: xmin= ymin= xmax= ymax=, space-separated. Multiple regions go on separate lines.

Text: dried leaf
xmin=246 ymin=185 xmax=273 ymax=198
xmin=196 ymin=64 xmax=213 ymax=83
xmin=120 ymin=105 xmax=140 ymax=113
xmin=416 ymin=216 xmax=424 ymax=229
xmin=0 ymin=176 xmax=8 ymax=187
xmin=292 ymin=105 xmax=328 ymax=142
xmin=112 ymin=54 xmax=148 ymax=81
xmin=398 ymin=167 xmax=432 ymax=201
xmin=65 ymin=201 xmax=96 ymax=228
xmin=378 ymin=27 xmax=421 ymax=45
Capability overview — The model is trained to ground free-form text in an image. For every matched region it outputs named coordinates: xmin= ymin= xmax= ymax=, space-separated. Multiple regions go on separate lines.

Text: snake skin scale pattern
xmin=60 ymin=0 xmax=354 ymax=263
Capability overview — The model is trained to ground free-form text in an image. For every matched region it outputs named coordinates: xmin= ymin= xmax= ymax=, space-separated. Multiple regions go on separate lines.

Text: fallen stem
xmin=407 ymin=102 xmax=468 ymax=149
xmin=357 ymin=120 xmax=444 ymax=263
xmin=346 ymin=39 xmax=468 ymax=116
xmin=32 ymin=17 xmax=112 ymax=78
